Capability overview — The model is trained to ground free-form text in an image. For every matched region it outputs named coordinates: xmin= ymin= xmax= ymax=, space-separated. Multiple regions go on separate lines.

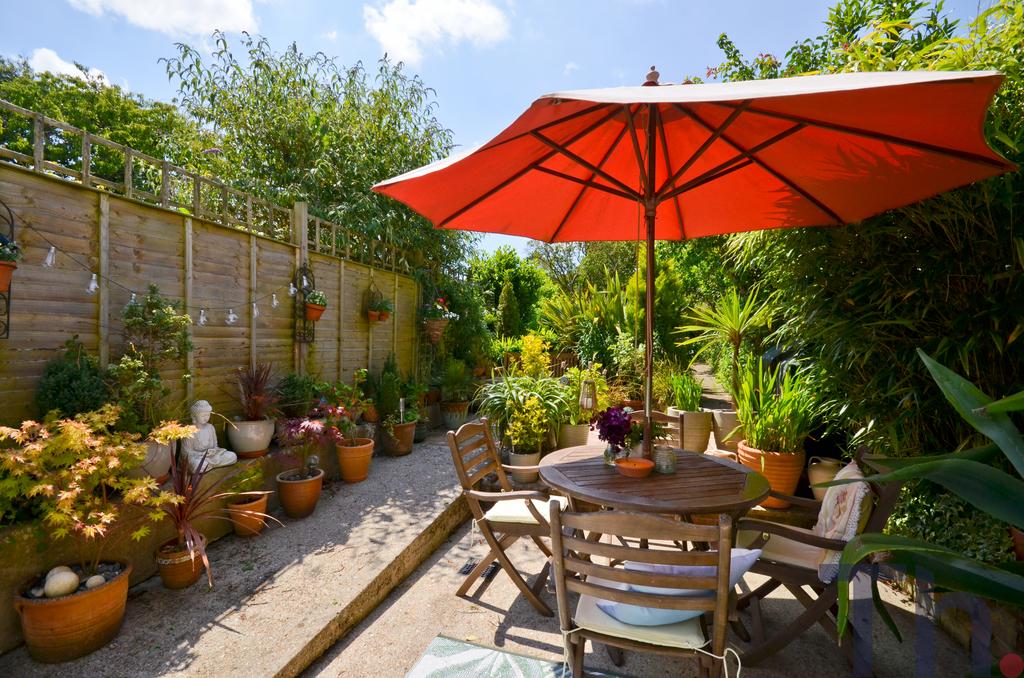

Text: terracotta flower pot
xmin=423 ymin=318 xmax=449 ymax=344
xmin=227 ymin=493 xmax=269 ymax=537
xmin=440 ymin=401 xmax=471 ymax=430
xmin=227 ymin=419 xmax=275 ymax=458
xmin=276 ymin=468 xmax=324 ymax=519
xmin=14 ymin=561 xmax=132 ymax=663
xmin=336 ymin=437 xmax=374 ymax=482
xmin=379 ymin=310 xmax=391 ymax=321
xmin=558 ymin=423 xmax=591 ymax=449
xmin=305 ymin=302 xmax=326 ymax=322
xmin=0 ymin=260 xmax=16 ymax=291
xmin=425 ymin=388 xmax=441 ymax=405
xmin=362 ymin=403 xmax=379 ymax=423
xmin=367 ymin=310 xmax=380 ymax=322
xmin=156 ymin=537 xmax=206 ymax=589
xmin=737 ymin=440 xmax=805 ymax=509
xmin=1011 ymin=526 xmax=1024 ymax=561
xmin=382 ymin=421 xmax=416 ymax=456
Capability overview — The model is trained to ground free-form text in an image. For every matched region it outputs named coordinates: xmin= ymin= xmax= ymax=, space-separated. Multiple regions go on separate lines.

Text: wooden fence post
xmin=98 ymin=194 xmax=110 ymax=369
xmin=392 ymin=271 xmax=399 ymax=359
xmin=337 ymin=259 xmax=345 ymax=382
xmin=292 ymin=202 xmax=308 ymax=374
xmin=249 ymin=235 xmax=257 ymax=370
xmin=184 ymin=217 xmax=194 ymax=401
xmin=367 ymin=269 xmax=374 ymax=372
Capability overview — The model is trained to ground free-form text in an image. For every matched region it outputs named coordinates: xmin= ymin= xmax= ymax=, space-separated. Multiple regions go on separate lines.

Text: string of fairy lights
xmin=12 ymin=208 xmax=315 ymax=328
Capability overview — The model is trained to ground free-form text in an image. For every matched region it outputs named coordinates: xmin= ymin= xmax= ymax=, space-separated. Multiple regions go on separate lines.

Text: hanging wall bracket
xmin=0 ymin=199 xmax=14 ymax=340
xmin=294 ymin=264 xmax=315 ymax=344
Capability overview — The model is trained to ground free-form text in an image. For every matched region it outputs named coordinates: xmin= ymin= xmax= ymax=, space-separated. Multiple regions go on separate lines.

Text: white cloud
xmin=323 ymin=29 xmax=338 ymax=41
xmin=563 ymin=61 xmax=578 ymax=76
xmin=363 ymin=0 xmax=510 ymax=66
xmin=67 ymin=0 xmax=257 ymax=37
xmin=28 ymin=48 xmax=108 ymax=84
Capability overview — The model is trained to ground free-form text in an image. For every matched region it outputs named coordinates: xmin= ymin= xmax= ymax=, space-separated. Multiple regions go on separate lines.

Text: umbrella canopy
xmin=373 ymin=70 xmax=1014 ymax=452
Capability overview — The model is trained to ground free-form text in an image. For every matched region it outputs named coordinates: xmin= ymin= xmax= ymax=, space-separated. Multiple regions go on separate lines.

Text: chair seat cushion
xmin=738 ymin=526 xmax=823 ymax=570
xmin=624 ymin=548 xmax=762 ymax=595
xmin=484 ymin=495 xmax=567 ymax=524
xmin=575 ymin=577 xmax=708 ymax=649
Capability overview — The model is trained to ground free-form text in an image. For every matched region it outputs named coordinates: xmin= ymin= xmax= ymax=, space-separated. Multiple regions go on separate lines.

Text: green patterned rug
xmin=406 ymin=636 xmax=627 ymax=677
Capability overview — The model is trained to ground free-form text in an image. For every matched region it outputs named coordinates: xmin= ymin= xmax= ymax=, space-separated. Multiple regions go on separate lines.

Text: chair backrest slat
xmin=564 ymin=556 xmax=719 ymax=590
xmin=565 ymin=578 xmax=718 ymax=611
xmin=561 ymin=535 xmax=721 ymax=566
xmin=559 ymin=510 xmax=720 ymax=542
xmin=447 ymin=418 xmax=511 ymax=492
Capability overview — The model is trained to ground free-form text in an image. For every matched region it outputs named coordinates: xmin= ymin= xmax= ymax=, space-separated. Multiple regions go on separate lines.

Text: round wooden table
xmin=539 ymin=445 xmax=770 ymax=518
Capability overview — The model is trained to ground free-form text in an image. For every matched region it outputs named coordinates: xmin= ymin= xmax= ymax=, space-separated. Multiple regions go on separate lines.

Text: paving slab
xmin=0 ymin=435 xmax=465 ymax=678
xmin=307 ymin=523 xmax=972 ymax=678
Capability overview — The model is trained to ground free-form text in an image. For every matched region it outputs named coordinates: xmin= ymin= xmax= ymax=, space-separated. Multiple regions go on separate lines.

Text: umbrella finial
xmin=643 ymin=66 xmax=660 ymax=86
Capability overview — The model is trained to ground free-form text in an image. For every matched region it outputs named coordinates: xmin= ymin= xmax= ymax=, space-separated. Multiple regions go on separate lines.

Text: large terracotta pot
xmin=558 ymin=423 xmax=591 ymax=449
xmin=126 ymin=441 xmax=173 ymax=483
xmin=1010 ymin=526 xmax=1024 ymax=561
xmin=440 ymin=401 xmax=471 ymax=430
xmin=14 ymin=561 xmax=132 ymax=663
xmin=681 ymin=411 xmax=713 ymax=452
xmin=0 ymin=260 xmax=15 ymax=291
xmin=382 ymin=421 xmax=416 ymax=456
xmin=508 ymin=451 xmax=541 ymax=483
xmin=336 ymin=438 xmax=374 ymax=482
xmin=276 ymin=468 xmax=324 ymax=519
xmin=227 ymin=419 xmax=275 ymax=458
xmin=156 ymin=536 xmax=206 ymax=589
xmin=227 ymin=493 xmax=269 ymax=536
xmin=711 ymin=409 xmax=743 ymax=453
xmin=737 ymin=440 xmax=806 ymax=509
xmin=305 ymin=303 xmax=326 ymax=321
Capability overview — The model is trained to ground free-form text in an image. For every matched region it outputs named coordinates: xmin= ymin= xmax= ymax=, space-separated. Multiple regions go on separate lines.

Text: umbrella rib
xmin=624 ymin=105 xmax=649 ymax=195
xmin=532 ymin=166 xmax=638 ymax=202
xmin=438 ymin=107 xmax=623 ymax=227
xmin=548 ymin=123 xmax=631 ymax=243
xmin=660 ymin=123 xmax=804 ymax=202
xmin=655 ymin=101 xmax=749 ymax=201
xmin=655 ymin=106 xmax=686 ymax=239
xmin=479 ymin=102 xmax=611 ymax=154
xmin=530 ymin=130 xmax=641 ymax=199
xmin=711 ymin=101 xmax=1011 ymax=169
xmin=683 ymin=107 xmax=844 ymax=223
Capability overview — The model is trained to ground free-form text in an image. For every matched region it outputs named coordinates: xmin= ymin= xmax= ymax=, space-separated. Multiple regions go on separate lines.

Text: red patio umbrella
xmin=373 ymin=69 xmax=1015 ymax=453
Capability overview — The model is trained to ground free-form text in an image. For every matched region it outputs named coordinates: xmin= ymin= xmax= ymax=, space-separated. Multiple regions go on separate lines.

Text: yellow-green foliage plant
xmin=0 ymin=405 xmax=194 ymax=574
xmin=520 ymin=333 xmax=551 ymax=378
xmin=506 ymin=397 xmax=549 ymax=455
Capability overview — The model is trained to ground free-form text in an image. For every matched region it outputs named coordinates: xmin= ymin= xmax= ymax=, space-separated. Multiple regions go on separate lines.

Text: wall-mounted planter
xmin=305 ymin=303 xmax=326 ymax=322
xmin=0 ymin=260 xmax=15 ymax=291
xmin=378 ymin=310 xmax=391 ymax=321
xmin=367 ymin=310 xmax=380 ymax=322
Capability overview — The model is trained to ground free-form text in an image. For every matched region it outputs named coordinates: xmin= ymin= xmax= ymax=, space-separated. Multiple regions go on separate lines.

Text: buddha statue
xmin=181 ymin=400 xmax=237 ymax=472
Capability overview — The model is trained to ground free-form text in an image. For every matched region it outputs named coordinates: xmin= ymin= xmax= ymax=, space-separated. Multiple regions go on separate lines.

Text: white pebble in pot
xmin=85 ymin=575 xmax=106 ymax=589
xmin=45 ymin=565 xmax=73 ymax=580
xmin=44 ymin=570 xmax=80 ymax=598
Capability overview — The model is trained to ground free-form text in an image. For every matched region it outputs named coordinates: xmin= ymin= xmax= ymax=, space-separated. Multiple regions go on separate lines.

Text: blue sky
xmin=1 ymin=0 xmax=992 ymax=253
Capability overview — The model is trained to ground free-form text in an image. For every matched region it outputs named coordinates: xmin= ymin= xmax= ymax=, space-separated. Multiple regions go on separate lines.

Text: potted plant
xmin=422 ymin=296 xmax=455 ymax=344
xmin=0 ymin=407 xmax=192 ymax=663
xmin=276 ymin=418 xmax=326 ymax=519
xmin=304 ymin=289 xmax=327 ymax=321
xmin=506 ymin=396 xmax=549 ymax=483
xmin=559 ymin=364 xmax=608 ymax=449
xmin=227 ymin=362 xmax=280 ymax=458
xmin=0 ymin=237 xmax=21 ymax=291
xmin=371 ymin=298 xmax=394 ymax=321
xmin=156 ymin=446 xmax=275 ymax=588
xmin=375 ymin=370 xmax=418 ymax=455
xmin=225 ymin=465 xmax=274 ymax=536
xmin=734 ymin=360 xmax=817 ymax=508
xmin=591 ymin=406 xmax=632 ymax=466
xmin=325 ymin=406 xmax=375 ymax=482
xmin=666 ymin=370 xmax=712 ymax=452
xmin=439 ymin=357 xmax=473 ymax=430
xmin=610 ymin=332 xmax=646 ymax=409
xmin=476 ymin=371 xmax=570 ymax=448
xmin=276 ymin=372 xmax=323 ymax=418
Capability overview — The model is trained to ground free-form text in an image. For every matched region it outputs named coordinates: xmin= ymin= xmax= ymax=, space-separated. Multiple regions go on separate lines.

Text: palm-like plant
xmin=475 ymin=372 xmax=571 ymax=447
xmin=831 ymin=349 xmax=1024 ymax=638
xmin=676 ymin=288 xmax=776 ymax=396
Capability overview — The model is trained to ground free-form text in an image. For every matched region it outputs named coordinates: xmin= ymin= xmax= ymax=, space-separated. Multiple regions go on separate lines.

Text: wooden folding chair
xmin=446 ymin=417 xmax=560 ymax=616
xmin=550 ymin=504 xmax=736 ymax=678
xmin=734 ymin=452 xmax=902 ymax=665
xmin=628 ymin=410 xmax=683 ymax=448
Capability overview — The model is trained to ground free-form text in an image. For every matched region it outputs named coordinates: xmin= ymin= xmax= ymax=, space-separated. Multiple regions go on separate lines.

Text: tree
xmin=469 ymin=246 xmax=549 ymax=333
xmin=497 ymin=279 xmax=520 ymax=338
xmin=526 ymin=241 xmax=585 ymax=292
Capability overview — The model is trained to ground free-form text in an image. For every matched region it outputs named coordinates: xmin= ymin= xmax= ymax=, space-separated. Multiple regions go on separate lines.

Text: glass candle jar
xmin=653 ymin=445 xmax=677 ymax=474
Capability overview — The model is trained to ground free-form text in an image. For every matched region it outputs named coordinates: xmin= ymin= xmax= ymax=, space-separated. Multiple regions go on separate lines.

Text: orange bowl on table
xmin=614 ymin=458 xmax=654 ymax=478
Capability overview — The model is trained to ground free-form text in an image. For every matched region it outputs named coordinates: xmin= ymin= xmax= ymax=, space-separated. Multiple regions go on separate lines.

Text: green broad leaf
xmin=916 ymin=349 xmax=1024 ymax=477
xmin=836 ymin=534 xmax=1024 ymax=637
xmin=870 ymin=575 xmax=902 ymax=643
xmin=979 ymin=389 xmax=1024 ymax=415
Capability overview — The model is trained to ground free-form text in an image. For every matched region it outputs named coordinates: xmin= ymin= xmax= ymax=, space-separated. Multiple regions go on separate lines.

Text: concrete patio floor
xmin=307 ymin=522 xmax=972 ymax=678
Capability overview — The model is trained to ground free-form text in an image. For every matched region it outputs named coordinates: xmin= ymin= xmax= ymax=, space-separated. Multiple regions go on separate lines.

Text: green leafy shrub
xmin=662 ymin=369 xmax=703 ymax=412
xmin=106 ymin=353 xmax=169 ymax=436
xmin=35 ymin=337 xmax=110 ymax=418
xmin=277 ymin=373 xmax=323 ymax=418
xmin=121 ymin=284 xmax=193 ymax=373
xmin=734 ymin=360 xmax=817 ymax=453
xmin=519 ymin=333 xmax=550 ymax=378
xmin=476 ymin=375 xmax=570 ymax=449
xmin=376 ymin=371 xmax=403 ymax=422
xmin=564 ymin=363 xmax=611 ymax=425
xmin=507 ymin=397 xmax=549 ymax=454
xmin=609 ymin=332 xmax=646 ymax=400
xmin=497 ymin=278 xmax=520 ymax=337
xmin=441 ymin=358 xmax=472 ymax=402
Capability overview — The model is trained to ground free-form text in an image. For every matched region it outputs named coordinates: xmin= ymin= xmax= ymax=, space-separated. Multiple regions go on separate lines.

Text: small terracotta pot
xmin=0 ymin=260 xmax=16 ymax=291
xmin=737 ymin=440 xmax=805 ymax=509
xmin=1011 ymin=526 xmax=1024 ymax=561
xmin=277 ymin=468 xmax=324 ymax=519
xmin=379 ymin=310 xmax=391 ymax=321
xmin=367 ymin=310 xmax=380 ymax=322
xmin=14 ymin=561 xmax=132 ymax=663
xmin=336 ymin=438 xmax=374 ymax=482
xmin=425 ymin=388 xmax=441 ymax=405
xmin=305 ymin=303 xmax=326 ymax=321
xmin=227 ymin=493 xmax=269 ymax=537
xmin=156 ymin=537 xmax=206 ymax=589
xmin=382 ymin=421 xmax=416 ymax=456
xmin=362 ymin=403 xmax=379 ymax=423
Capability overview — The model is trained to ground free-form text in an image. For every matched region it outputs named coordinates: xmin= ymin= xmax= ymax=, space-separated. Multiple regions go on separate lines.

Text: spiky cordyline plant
xmin=236 ymin=362 xmax=281 ymax=420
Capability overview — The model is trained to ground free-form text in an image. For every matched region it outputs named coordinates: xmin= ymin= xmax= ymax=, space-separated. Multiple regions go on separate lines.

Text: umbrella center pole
xmin=642 ymin=100 xmax=659 ymax=459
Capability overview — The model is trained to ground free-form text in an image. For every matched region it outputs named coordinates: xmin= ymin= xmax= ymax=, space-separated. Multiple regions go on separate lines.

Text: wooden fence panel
xmin=0 ymin=164 xmax=420 ymax=426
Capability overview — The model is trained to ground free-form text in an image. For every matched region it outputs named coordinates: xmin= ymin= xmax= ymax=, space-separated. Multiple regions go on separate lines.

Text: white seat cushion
xmin=484 ymin=495 xmax=567 ymax=524
xmin=574 ymin=577 xmax=708 ymax=650
xmin=738 ymin=525 xmax=823 ymax=570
